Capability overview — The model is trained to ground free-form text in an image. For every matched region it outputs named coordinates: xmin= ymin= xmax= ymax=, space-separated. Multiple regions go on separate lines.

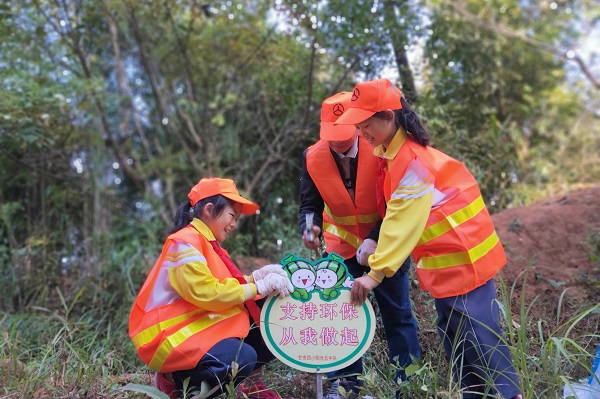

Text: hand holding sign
xmin=256 ymin=273 xmax=294 ymax=297
xmin=252 ymin=263 xmax=287 ymax=281
xmin=350 ymin=274 xmax=380 ymax=305
xmin=260 ymin=253 xmax=375 ymax=373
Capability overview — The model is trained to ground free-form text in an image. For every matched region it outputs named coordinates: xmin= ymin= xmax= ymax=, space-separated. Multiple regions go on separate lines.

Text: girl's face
xmin=203 ymin=202 xmax=242 ymax=242
xmin=355 ymin=112 xmax=396 ymax=149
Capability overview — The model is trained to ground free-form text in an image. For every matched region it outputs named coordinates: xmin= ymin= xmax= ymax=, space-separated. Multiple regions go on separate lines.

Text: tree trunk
xmin=384 ymin=0 xmax=418 ymax=103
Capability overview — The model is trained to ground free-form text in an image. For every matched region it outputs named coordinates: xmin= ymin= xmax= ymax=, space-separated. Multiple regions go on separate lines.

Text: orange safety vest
xmin=128 ymin=226 xmax=250 ymax=372
xmin=383 ymin=139 xmax=506 ymax=298
xmin=306 ymin=138 xmax=380 ymax=259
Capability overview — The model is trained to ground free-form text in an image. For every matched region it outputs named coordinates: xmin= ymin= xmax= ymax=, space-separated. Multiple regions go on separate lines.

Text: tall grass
xmin=0 ymin=285 xmax=145 ymax=398
xmin=497 ymin=271 xmax=600 ymax=399
xmin=1 ymin=272 xmax=598 ymax=398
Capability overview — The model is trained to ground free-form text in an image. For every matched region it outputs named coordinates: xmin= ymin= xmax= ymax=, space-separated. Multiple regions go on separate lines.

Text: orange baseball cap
xmin=188 ymin=178 xmax=260 ymax=215
xmin=334 ymin=79 xmax=402 ymax=125
xmin=319 ymin=92 xmax=357 ymax=141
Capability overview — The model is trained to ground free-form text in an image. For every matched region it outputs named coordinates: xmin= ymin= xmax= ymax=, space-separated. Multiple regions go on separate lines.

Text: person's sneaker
xmin=153 ymin=372 xmax=179 ymax=399
xmin=237 ymin=381 xmax=282 ymax=399
xmin=323 ymin=379 xmax=340 ymax=399
xmin=513 ymin=396 xmax=524 ymax=399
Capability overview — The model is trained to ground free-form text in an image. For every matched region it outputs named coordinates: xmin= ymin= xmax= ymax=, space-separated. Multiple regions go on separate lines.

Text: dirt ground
xmin=492 ymin=184 xmax=600 ymax=318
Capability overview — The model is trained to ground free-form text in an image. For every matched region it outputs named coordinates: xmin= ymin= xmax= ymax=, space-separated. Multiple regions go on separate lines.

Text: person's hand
xmin=252 ymin=264 xmax=286 ymax=282
xmin=255 ymin=273 xmax=294 ymax=297
xmin=302 ymin=225 xmax=321 ymax=251
xmin=350 ymin=275 xmax=380 ymax=305
xmin=356 ymin=238 xmax=377 ymax=266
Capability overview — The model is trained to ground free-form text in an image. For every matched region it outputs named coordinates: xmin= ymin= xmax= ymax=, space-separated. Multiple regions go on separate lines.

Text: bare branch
xmin=35 ymin=0 xmax=147 ymax=190
xmin=446 ymin=1 xmax=599 ymax=89
xmin=127 ymin=6 xmax=204 ymax=175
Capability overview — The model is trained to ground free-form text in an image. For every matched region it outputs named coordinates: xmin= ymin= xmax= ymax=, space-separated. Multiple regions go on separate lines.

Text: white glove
xmin=252 ymin=264 xmax=287 ymax=282
xmin=342 ymin=276 xmax=354 ymax=289
xmin=356 ymin=238 xmax=377 ymax=266
xmin=255 ymin=273 xmax=294 ymax=297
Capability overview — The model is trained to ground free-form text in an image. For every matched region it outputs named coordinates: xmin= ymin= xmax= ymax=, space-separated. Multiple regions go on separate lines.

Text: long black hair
xmin=373 ymin=97 xmax=430 ymax=146
xmin=169 ymin=194 xmax=234 ymax=234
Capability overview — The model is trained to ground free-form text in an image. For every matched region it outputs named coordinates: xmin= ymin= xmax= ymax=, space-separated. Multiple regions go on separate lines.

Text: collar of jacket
xmin=374 ymin=127 xmax=407 ymax=160
xmin=190 ymin=218 xmax=216 ymax=241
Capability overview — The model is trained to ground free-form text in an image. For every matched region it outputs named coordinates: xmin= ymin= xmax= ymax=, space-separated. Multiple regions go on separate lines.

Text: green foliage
xmin=496 ymin=271 xmax=600 ymax=399
xmin=275 ymin=0 xmax=403 ymax=78
xmin=0 ymin=288 xmax=142 ymax=397
xmin=420 ymin=0 xmax=594 ymax=210
xmin=120 ymin=384 xmax=170 ymax=399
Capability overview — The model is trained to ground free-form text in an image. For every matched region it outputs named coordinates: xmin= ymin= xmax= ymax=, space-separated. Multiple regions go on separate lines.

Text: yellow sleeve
xmin=367 ymin=158 xmax=434 ymax=282
xmin=168 ymin=245 xmax=257 ymax=311
xmin=367 ymin=194 xmax=432 ymax=282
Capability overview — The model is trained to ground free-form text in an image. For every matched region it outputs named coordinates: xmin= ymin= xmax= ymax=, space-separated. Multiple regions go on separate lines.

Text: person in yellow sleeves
xmin=335 ymin=78 xmax=524 ymax=399
xmin=299 ymin=92 xmax=420 ymax=399
xmin=129 ymin=178 xmax=293 ymax=399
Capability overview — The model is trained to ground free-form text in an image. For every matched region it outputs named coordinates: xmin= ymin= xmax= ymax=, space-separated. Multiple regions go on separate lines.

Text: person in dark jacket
xmin=299 ymin=92 xmax=420 ymax=399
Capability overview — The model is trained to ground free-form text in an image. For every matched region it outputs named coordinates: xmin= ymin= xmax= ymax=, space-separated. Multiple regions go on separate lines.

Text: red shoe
xmin=153 ymin=372 xmax=179 ymax=399
xmin=237 ymin=381 xmax=282 ymax=399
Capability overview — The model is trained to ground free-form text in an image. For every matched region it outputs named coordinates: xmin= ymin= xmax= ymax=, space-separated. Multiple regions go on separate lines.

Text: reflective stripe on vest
xmin=418 ymin=195 xmax=486 ymax=246
xmin=132 ymin=308 xmax=207 ymax=349
xmin=324 ymin=204 xmax=380 ymax=226
xmin=323 ymin=222 xmax=362 ymax=250
xmin=417 ymin=230 xmax=500 ymax=270
xmin=148 ymin=307 xmax=244 ymax=371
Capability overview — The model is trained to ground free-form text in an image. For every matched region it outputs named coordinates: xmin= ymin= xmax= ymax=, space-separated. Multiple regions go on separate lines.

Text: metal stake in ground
xmin=316 ymin=371 xmax=323 ymax=399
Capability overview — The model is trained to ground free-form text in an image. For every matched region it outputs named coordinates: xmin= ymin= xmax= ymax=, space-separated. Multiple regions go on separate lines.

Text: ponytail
xmin=170 ymin=201 xmax=197 ymax=234
xmin=395 ymin=97 xmax=430 ymax=146
xmin=169 ymin=194 xmax=235 ymax=235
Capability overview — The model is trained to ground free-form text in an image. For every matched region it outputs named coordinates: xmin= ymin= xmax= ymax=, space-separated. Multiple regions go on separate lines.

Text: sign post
xmin=316 ymin=373 xmax=323 ymax=398
xmin=260 ymin=254 xmax=376 ymax=398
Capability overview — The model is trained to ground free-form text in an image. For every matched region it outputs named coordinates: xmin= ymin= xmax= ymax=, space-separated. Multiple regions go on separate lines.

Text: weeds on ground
xmin=497 ymin=269 xmax=600 ymax=399
xmin=1 ymin=272 xmax=599 ymax=398
xmin=0 ymin=286 xmax=143 ymax=398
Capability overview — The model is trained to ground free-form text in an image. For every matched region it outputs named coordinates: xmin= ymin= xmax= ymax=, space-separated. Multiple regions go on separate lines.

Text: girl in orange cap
xmin=129 ymin=177 xmax=293 ymax=399
xmin=300 ymin=91 xmax=420 ymax=398
xmin=335 ymin=79 xmax=524 ymax=399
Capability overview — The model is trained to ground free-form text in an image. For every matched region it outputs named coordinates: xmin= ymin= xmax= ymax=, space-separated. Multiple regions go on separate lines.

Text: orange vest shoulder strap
xmin=306 ymin=139 xmax=329 ymax=158
xmin=170 ymin=225 xmax=202 ymax=248
xmin=134 ymin=226 xmax=200 ymax=308
xmin=354 ymin=137 xmax=379 ymax=208
xmin=384 ymin=141 xmax=415 ymax=201
xmin=306 ymin=141 xmax=352 ymax=209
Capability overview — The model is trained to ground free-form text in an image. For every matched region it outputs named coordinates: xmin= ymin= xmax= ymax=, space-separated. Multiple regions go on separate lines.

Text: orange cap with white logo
xmin=188 ymin=178 xmax=259 ymax=215
xmin=334 ymin=79 xmax=402 ymax=126
xmin=319 ymin=92 xmax=357 ymax=141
